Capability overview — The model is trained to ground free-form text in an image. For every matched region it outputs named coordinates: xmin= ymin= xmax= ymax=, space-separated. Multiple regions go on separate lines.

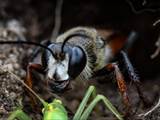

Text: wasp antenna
xmin=61 ymin=33 xmax=90 ymax=53
xmin=0 ymin=40 xmax=56 ymax=58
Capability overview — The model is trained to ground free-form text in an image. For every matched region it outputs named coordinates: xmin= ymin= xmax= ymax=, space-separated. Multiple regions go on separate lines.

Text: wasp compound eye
xmin=68 ymin=46 xmax=87 ymax=78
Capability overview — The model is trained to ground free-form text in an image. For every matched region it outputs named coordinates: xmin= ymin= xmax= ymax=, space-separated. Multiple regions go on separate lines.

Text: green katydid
xmin=7 ymin=71 xmax=123 ymax=120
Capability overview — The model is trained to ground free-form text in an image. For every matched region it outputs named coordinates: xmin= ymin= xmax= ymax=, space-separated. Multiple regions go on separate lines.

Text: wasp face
xmin=42 ymin=43 xmax=87 ymax=92
xmin=47 ymin=50 xmax=69 ymax=81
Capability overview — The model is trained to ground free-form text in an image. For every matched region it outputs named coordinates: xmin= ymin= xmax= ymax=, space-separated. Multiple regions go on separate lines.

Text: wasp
xmin=0 ymin=27 xmax=143 ymax=113
xmin=26 ymin=27 xmax=142 ymax=112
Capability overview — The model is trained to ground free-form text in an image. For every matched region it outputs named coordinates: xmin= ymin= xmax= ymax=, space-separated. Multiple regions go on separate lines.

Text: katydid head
xmin=42 ymin=99 xmax=68 ymax=120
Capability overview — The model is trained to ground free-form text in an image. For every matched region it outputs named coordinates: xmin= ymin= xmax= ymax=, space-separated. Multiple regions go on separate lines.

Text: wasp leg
xmin=25 ymin=63 xmax=45 ymax=109
xmin=106 ymin=63 xmax=131 ymax=113
xmin=119 ymin=51 xmax=149 ymax=108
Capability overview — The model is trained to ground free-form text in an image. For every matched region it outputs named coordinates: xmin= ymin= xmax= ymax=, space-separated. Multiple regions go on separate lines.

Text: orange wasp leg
xmin=25 ymin=63 xmax=45 ymax=108
xmin=106 ymin=63 xmax=131 ymax=112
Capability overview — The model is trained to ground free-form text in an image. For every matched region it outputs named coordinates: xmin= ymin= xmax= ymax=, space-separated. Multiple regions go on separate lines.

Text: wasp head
xmin=42 ymin=34 xmax=88 ymax=92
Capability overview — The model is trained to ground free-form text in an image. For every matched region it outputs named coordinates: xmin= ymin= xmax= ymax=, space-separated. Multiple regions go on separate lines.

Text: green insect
xmin=7 ymin=71 xmax=123 ymax=120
